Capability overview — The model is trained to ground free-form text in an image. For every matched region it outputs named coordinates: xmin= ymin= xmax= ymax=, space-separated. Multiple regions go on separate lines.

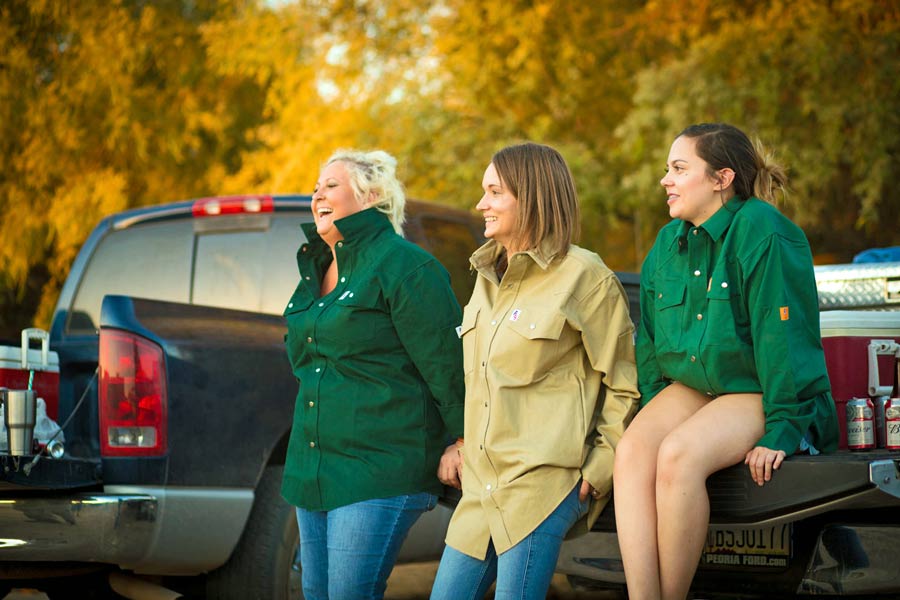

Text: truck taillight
xmin=191 ymin=195 xmax=274 ymax=217
xmin=99 ymin=329 xmax=168 ymax=457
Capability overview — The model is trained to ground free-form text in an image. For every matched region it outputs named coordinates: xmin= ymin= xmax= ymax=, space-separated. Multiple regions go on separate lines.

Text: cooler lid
xmin=820 ymin=310 xmax=900 ymax=336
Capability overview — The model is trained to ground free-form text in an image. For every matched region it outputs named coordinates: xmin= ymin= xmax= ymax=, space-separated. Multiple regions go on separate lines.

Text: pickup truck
xmin=0 ymin=195 xmax=484 ymax=599
xmin=4 ymin=192 xmax=898 ymax=599
xmin=559 ymin=262 xmax=900 ymax=599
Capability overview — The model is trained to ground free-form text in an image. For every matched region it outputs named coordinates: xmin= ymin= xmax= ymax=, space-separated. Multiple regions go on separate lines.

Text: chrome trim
xmin=0 ymin=493 xmax=157 ymax=564
xmin=870 ymin=459 xmax=900 ymax=499
xmin=105 ymin=485 xmax=254 ymax=575
xmin=800 ymin=524 xmax=900 ymax=594
xmin=0 ymin=487 xmax=255 ymax=575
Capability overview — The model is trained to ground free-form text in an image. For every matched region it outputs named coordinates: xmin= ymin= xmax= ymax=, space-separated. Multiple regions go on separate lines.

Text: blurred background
xmin=1 ymin=0 xmax=898 ymax=339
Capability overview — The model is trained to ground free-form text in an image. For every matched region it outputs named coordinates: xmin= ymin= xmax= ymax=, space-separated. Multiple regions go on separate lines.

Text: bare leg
xmin=655 ymin=392 xmax=764 ymax=600
xmin=613 ymin=384 xmax=708 ymax=600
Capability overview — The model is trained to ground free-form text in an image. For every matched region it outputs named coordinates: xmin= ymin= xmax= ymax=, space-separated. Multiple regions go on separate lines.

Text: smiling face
xmin=312 ymin=160 xmax=366 ymax=247
xmin=476 ymin=162 xmax=521 ymax=253
xmin=660 ymin=135 xmax=726 ymax=227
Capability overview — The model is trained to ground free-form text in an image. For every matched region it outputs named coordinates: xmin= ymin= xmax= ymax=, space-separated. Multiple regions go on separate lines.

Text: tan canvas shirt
xmin=445 ymin=240 xmax=639 ymax=559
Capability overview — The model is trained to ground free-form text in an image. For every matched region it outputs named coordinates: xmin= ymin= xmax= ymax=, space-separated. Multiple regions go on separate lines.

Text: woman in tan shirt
xmin=431 ymin=142 xmax=639 ymax=599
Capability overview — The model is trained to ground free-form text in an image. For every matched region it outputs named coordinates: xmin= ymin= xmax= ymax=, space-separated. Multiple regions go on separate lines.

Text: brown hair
xmin=677 ymin=123 xmax=788 ymax=203
xmin=491 ymin=142 xmax=580 ymax=257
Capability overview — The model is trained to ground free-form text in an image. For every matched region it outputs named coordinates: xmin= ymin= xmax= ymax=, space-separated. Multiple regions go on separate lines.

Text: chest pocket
xmin=320 ymin=283 xmax=386 ymax=344
xmin=704 ymin=279 xmax=748 ymax=346
xmin=499 ymin=310 xmax=568 ymax=384
xmin=653 ymin=281 xmax=686 ymax=351
xmin=283 ymin=282 xmax=314 ymax=317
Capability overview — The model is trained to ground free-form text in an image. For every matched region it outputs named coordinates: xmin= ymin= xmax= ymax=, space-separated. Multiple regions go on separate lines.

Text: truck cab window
xmin=67 ymin=221 xmax=193 ymax=335
xmin=193 ymin=215 xmax=309 ymax=315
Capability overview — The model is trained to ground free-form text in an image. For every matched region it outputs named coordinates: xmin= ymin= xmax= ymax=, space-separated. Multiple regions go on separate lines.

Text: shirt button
xmin=315 ymin=367 xmax=321 ymax=373
xmin=692 ymin=229 xmax=698 ymax=236
xmin=305 ymin=276 xmax=310 ymax=280
xmin=486 ymin=484 xmax=492 ymax=491
xmin=721 ymin=282 xmax=728 ymax=288
xmin=693 ymin=270 xmax=701 ymax=276
xmin=658 ymin=293 xmax=663 ymax=299
xmin=481 ymin=361 xmax=486 ymax=367
xmin=340 ymin=277 xmax=346 ymax=282
xmin=529 ymin=324 xmax=536 ymax=329
xmin=707 ymin=391 xmax=714 ymax=397
xmin=479 ymin=444 xmax=483 ymax=450
xmin=318 ymin=302 xmax=324 ymax=307
xmin=491 ymin=320 xmax=497 ymax=326
xmin=484 ymin=402 xmax=488 ymax=407
xmin=307 ymin=336 xmax=313 ymax=343
xmin=697 ymin=314 xmax=703 ymax=320
xmin=302 ymin=246 xmax=308 ymax=253
xmin=309 ymin=401 xmax=315 ymax=407
xmin=690 ymin=355 xmax=696 ymax=362
xmin=288 ymin=302 xmax=294 ymax=308
xmin=309 ymin=441 xmax=316 ymax=448
xmin=337 ymin=241 xmax=344 ymax=248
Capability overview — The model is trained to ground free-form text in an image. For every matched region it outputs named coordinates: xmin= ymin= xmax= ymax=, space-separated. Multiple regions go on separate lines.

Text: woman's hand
xmin=744 ymin=446 xmax=786 ymax=486
xmin=437 ymin=442 xmax=463 ymax=489
xmin=579 ymin=479 xmax=603 ymax=502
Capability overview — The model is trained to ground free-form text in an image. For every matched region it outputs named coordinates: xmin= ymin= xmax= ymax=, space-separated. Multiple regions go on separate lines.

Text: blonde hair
xmin=325 ymin=149 xmax=406 ymax=234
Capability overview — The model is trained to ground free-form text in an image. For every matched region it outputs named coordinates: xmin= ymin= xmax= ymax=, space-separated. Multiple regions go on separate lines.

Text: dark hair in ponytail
xmin=678 ymin=123 xmax=788 ymax=203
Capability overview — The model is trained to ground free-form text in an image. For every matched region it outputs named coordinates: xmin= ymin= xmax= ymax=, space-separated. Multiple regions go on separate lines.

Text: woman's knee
xmin=655 ymin=432 xmax=708 ymax=487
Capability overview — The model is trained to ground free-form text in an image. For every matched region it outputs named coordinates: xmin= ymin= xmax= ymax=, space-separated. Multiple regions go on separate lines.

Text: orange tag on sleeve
xmin=779 ymin=306 xmax=790 ymax=321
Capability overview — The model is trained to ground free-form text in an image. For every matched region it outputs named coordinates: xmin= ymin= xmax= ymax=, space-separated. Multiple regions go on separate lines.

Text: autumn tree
xmin=0 ymin=0 xmax=267 ymax=336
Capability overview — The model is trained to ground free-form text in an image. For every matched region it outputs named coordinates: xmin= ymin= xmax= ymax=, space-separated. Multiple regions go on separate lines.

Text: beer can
xmin=886 ymin=398 xmax=900 ymax=451
xmin=875 ymin=395 xmax=889 ymax=448
xmin=846 ymin=397 xmax=875 ymax=451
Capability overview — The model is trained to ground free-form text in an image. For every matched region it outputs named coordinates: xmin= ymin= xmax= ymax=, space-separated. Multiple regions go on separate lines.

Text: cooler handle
xmin=867 ymin=339 xmax=900 ymax=397
xmin=21 ymin=327 xmax=50 ymax=370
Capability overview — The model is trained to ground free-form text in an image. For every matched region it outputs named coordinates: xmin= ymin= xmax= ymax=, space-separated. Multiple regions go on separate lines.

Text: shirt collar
xmin=469 ymin=238 xmax=561 ymax=273
xmin=300 ymin=207 xmax=394 ymax=248
xmin=669 ymin=195 xmax=745 ymax=249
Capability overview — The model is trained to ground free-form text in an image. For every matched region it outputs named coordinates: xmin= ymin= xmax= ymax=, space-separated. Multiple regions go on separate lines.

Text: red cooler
xmin=820 ymin=311 xmax=900 ymax=449
xmin=0 ymin=328 xmax=60 ymax=420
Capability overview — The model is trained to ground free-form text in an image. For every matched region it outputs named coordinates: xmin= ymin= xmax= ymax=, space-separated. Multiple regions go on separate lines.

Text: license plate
xmin=701 ymin=524 xmax=791 ymax=568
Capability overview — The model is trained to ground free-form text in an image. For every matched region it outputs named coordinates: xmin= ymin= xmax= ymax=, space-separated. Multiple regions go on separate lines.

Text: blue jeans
xmin=430 ymin=484 xmax=589 ymax=600
xmin=296 ymin=492 xmax=438 ymax=600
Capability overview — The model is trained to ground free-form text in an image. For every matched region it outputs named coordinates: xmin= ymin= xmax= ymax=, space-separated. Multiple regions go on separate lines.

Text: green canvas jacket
xmin=637 ymin=196 xmax=839 ymax=455
xmin=281 ymin=208 xmax=465 ymax=511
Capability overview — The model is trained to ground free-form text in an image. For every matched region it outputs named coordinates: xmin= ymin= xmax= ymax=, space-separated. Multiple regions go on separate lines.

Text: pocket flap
xmin=654 ymin=283 xmax=686 ymax=309
xmin=508 ymin=311 xmax=566 ymax=341
xmin=459 ymin=306 xmax=480 ymax=337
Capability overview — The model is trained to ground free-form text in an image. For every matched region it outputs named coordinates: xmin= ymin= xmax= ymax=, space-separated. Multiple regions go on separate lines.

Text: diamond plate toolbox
xmin=815 ymin=261 xmax=900 ymax=309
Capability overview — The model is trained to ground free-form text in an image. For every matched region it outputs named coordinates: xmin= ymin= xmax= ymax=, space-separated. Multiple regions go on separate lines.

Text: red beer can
xmin=846 ymin=397 xmax=875 ymax=451
xmin=886 ymin=398 xmax=900 ymax=451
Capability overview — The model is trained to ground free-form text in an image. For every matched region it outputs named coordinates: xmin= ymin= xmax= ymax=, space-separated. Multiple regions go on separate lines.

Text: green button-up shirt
xmin=281 ymin=208 xmax=465 ymax=511
xmin=446 ymin=240 xmax=639 ymax=559
xmin=637 ymin=197 xmax=839 ymax=454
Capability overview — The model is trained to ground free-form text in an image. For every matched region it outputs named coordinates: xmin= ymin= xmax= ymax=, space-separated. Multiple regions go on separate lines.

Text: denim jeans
xmin=430 ymin=483 xmax=589 ymax=600
xmin=295 ymin=491 xmax=438 ymax=600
